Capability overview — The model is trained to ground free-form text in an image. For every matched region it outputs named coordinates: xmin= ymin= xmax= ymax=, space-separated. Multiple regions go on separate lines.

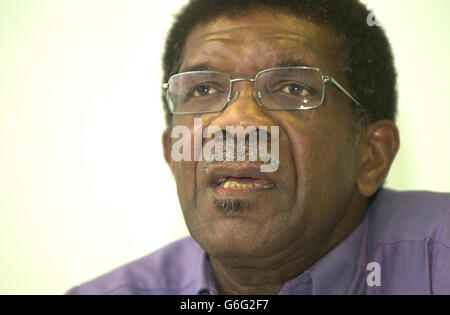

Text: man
xmin=68 ymin=0 xmax=450 ymax=295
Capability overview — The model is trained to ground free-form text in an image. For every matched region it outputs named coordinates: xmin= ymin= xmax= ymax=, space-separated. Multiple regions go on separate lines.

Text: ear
xmin=356 ymin=120 xmax=400 ymax=197
xmin=162 ymin=129 xmax=175 ymax=176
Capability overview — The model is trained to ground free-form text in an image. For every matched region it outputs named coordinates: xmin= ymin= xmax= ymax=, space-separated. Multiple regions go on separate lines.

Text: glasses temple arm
xmin=324 ymin=76 xmax=363 ymax=108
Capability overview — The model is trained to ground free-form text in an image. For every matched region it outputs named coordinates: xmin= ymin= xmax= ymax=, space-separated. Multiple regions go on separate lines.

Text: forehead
xmin=180 ymin=9 xmax=345 ymax=77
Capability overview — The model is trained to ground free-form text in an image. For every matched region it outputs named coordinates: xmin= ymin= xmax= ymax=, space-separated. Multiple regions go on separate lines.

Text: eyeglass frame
xmin=162 ymin=66 xmax=363 ymax=115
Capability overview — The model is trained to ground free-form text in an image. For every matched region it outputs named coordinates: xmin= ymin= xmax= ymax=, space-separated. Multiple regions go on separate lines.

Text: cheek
xmin=171 ymin=117 xmax=200 ymax=212
xmin=305 ymin=132 xmax=354 ymax=192
xmin=171 ymin=114 xmax=217 ymax=216
xmin=277 ymin=111 xmax=357 ymax=208
xmin=174 ymin=161 xmax=199 ymax=226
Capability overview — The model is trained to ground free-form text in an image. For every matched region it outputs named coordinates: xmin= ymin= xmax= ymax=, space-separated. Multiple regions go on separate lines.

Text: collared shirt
xmin=66 ymin=189 xmax=450 ymax=295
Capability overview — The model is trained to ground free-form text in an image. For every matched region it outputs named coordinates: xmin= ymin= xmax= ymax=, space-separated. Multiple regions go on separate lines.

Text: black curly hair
xmin=162 ymin=0 xmax=397 ymax=131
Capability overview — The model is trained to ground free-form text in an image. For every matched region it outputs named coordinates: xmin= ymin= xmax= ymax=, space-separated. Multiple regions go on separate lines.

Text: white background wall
xmin=0 ymin=0 xmax=449 ymax=294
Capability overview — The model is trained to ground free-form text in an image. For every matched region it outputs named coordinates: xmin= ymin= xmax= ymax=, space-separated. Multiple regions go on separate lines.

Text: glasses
xmin=162 ymin=66 xmax=362 ymax=114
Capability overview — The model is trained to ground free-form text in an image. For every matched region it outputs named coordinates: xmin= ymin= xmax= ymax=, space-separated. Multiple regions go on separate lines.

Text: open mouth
xmin=206 ymin=164 xmax=277 ymax=194
xmin=215 ymin=176 xmax=274 ymax=191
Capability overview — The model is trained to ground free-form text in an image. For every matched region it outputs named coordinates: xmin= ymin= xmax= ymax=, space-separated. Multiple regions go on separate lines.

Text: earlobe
xmin=356 ymin=120 xmax=400 ymax=197
xmin=162 ymin=129 xmax=175 ymax=176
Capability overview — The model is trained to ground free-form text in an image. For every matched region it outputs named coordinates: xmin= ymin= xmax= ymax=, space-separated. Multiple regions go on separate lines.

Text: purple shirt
xmin=67 ymin=189 xmax=450 ymax=294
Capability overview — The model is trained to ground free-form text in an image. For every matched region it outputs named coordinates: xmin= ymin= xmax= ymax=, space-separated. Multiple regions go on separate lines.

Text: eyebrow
xmin=180 ymin=63 xmax=216 ymax=73
xmin=180 ymin=58 xmax=313 ymax=74
xmin=276 ymin=57 xmax=311 ymax=68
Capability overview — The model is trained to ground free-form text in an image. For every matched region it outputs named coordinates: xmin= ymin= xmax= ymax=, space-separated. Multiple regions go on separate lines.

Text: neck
xmin=209 ymin=190 xmax=368 ymax=295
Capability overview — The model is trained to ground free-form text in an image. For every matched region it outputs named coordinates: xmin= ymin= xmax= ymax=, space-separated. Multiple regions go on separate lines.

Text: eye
xmin=280 ymin=84 xmax=310 ymax=97
xmin=192 ymin=85 xmax=218 ymax=97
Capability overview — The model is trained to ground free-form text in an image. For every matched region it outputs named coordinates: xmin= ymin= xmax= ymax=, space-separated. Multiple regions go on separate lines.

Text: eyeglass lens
xmin=166 ymin=68 xmax=325 ymax=113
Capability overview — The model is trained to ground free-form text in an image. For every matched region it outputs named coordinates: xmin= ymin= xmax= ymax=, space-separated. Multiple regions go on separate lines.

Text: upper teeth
xmin=222 ymin=180 xmax=263 ymax=189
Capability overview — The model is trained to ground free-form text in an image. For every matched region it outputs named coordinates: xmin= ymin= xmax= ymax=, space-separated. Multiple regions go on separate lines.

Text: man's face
xmin=165 ymin=9 xmax=362 ymax=260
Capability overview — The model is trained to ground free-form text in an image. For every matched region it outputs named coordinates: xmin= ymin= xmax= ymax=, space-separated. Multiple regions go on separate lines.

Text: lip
xmin=206 ymin=164 xmax=276 ymax=193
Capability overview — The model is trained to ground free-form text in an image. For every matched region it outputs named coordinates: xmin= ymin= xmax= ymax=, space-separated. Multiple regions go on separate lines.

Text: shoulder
xmin=365 ymin=189 xmax=450 ymax=294
xmin=66 ymin=237 xmax=204 ymax=295
xmin=368 ymin=188 xmax=450 ymax=245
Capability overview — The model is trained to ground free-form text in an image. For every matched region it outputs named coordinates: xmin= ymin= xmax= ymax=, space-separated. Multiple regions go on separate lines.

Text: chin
xmin=194 ymin=227 xmax=273 ymax=259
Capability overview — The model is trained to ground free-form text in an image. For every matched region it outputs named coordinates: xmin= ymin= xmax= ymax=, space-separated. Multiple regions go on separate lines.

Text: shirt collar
xmin=192 ymin=244 xmax=219 ymax=295
xmin=309 ymin=214 xmax=368 ymax=294
xmin=280 ymin=214 xmax=369 ymax=294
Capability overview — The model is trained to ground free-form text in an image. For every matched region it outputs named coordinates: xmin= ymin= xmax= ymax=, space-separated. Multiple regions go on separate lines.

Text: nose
xmin=209 ymin=80 xmax=275 ymax=130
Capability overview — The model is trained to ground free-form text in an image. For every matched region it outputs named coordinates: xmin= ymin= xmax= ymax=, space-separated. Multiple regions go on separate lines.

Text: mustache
xmin=201 ymin=129 xmax=281 ymax=172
